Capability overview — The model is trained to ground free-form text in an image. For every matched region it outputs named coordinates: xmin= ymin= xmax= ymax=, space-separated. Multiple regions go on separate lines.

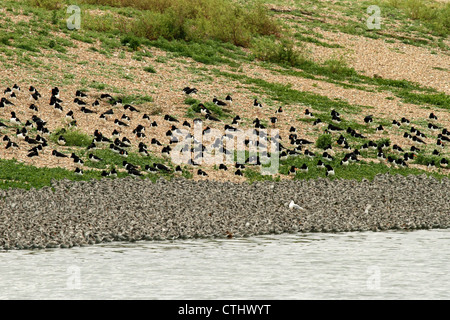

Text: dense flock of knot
xmin=0 ymin=174 xmax=449 ymax=250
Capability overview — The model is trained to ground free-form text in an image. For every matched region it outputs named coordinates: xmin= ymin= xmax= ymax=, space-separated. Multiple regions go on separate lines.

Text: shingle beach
xmin=1 ymin=174 xmax=449 ymax=250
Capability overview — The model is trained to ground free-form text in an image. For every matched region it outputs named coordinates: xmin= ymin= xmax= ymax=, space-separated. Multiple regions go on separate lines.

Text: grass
xmin=148 ymin=38 xmax=250 ymax=66
xmin=211 ymin=70 xmax=365 ymax=114
xmin=395 ymin=91 xmax=450 ymax=110
xmin=184 ymin=97 xmax=231 ymax=119
xmin=110 ymin=93 xmax=154 ymax=105
xmin=143 ymin=65 xmax=156 ymax=73
xmin=262 ymin=56 xmax=450 ymax=108
xmin=50 ymin=128 xmax=93 ymax=148
xmin=294 ymin=33 xmax=343 ymax=49
xmin=377 ymin=0 xmax=450 ymax=36
xmin=242 ymin=151 xmax=448 ymax=184
xmin=80 ymin=0 xmax=280 ymax=47
xmin=315 ymin=134 xmax=333 ymax=149
xmin=251 ymin=37 xmax=306 ymax=67
xmin=0 ymin=155 xmax=181 ymax=190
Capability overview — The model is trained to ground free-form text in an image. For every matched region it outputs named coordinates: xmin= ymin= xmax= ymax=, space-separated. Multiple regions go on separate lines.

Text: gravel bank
xmin=1 ymin=174 xmax=449 ymax=250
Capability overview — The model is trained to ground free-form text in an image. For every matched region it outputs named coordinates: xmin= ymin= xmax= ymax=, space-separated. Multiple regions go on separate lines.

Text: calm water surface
xmin=1 ymin=229 xmax=449 ymax=299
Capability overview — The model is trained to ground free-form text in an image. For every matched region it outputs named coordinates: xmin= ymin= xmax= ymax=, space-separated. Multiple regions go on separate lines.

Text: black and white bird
xmin=183 ymin=87 xmax=198 ymax=95
xmin=1 ymin=97 xmax=15 ymax=107
xmin=213 ymin=97 xmax=227 ymax=106
xmin=121 ymin=114 xmax=131 ymax=122
xmin=65 ymin=110 xmax=74 ymax=121
xmin=253 ymin=99 xmax=262 ymax=108
xmin=145 ymin=164 xmax=158 ymax=173
xmin=52 ymin=150 xmax=68 ymax=158
xmin=54 ymin=103 xmax=63 ymax=113
xmin=139 ymin=146 xmax=149 ymax=156
xmin=74 ymin=98 xmax=87 ymax=106
xmin=175 ymin=165 xmax=183 ymax=175
xmin=88 ymin=153 xmax=102 ymax=162
xmin=100 ymin=93 xmax=113 ymax=100
xmin=16 ymin=128 xmax=27 ymax=140
xmin=151 ymin=138 xmax=162 ymax=146
xmin=111 ymin=129 xmax=121 ymax=138
xmin=205 ymin=114 xmax=220 ymax=122
xmin=124 ymin=104 xmax=139 ymax=112
xmin=119 ymin=149 xmax=128 ymax=157
xmin=5 ymin=139 xmax=19 ymax=149
xmin=50 ymin=86 xmax=59 ymax=98
xmin=304 ymin=149 xmax=315 ymax=158
xmin=200 ymin=104 xmax=211 ymax=115
xmin=153 ymin=163 xmax=171 ymax=173
xmin=12 ymin=84 xmax=20 ymax=94
xmin=164 ymin=114 xmax=178 ymax=122
xmin=128 ymin=167 xmax=143 ymax=177
xmin=331 ymin=113 xmax=342 ymax=124
xmin=325 ymin=164 xmax=335 ymax=176
xmin=50 ymin=95 xmax=62 ymax=106
xmin=81 ymin=106 xmax=95 ymax=114
xmin=322 ymin=152 xmax=334 ymax=162
xmin=225 ymin=95 xmax=233 ymax=106
xmin=58 ymin=135 xmax=66 ymax=146
xmin=364 ymin=115 xmax=373 ymax=123
xmin=71 ymin=153 xmax=84 ymax=165
xmin=27 ymin=150 xmax=39 ymax=158
xmin=10 ymin=112 xmax=20 ymax=125
xmin=270 ymin=117 xmax=278 ymax=127
xmin=112 ymin=99 xmax=123 ymax=107
xmin=327 ymin=124 xmax=342 ymax=132
xmin=340 ymin=155 xmax=350 ymax=166
xmin=4 ymin=87 xmax=12 ymax=96
xmin=288 ymin=166 xmax=297 ymax=175
xmin=114 ymin=119 xmax=129 ymax=127
xmin=76 ymin=90 xmax=88 ymax=98
xmin=231 ymin=115 xmax=241 ymax=125
xmin=428 ymin=123 xmax=439 ymax=131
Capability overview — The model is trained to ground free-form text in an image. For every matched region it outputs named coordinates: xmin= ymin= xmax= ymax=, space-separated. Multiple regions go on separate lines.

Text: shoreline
xmin=1 ymin=173 xmax=449 ymax=250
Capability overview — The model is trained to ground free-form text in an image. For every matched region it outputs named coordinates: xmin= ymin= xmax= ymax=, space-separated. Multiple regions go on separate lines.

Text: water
xmin=1 ymin=229 xmax=449 ymax=300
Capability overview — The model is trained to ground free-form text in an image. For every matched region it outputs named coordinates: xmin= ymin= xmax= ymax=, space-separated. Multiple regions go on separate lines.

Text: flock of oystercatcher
xmin=0 ymin=84 xmax=448 ymax=180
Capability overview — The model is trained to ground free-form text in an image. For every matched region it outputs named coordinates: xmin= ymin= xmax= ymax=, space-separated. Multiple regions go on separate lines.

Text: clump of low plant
xmin=143 ymin=65 xmax=156 ymax=73
xmin=251 ymin=37 xmax=307 ymax=67
xmin=316 ymin=133 xmax=333 ymax=149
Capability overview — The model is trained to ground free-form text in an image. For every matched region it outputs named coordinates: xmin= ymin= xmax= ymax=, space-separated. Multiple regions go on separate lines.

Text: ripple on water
xmin=0 ymin=229 xmax=449 ymax=299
